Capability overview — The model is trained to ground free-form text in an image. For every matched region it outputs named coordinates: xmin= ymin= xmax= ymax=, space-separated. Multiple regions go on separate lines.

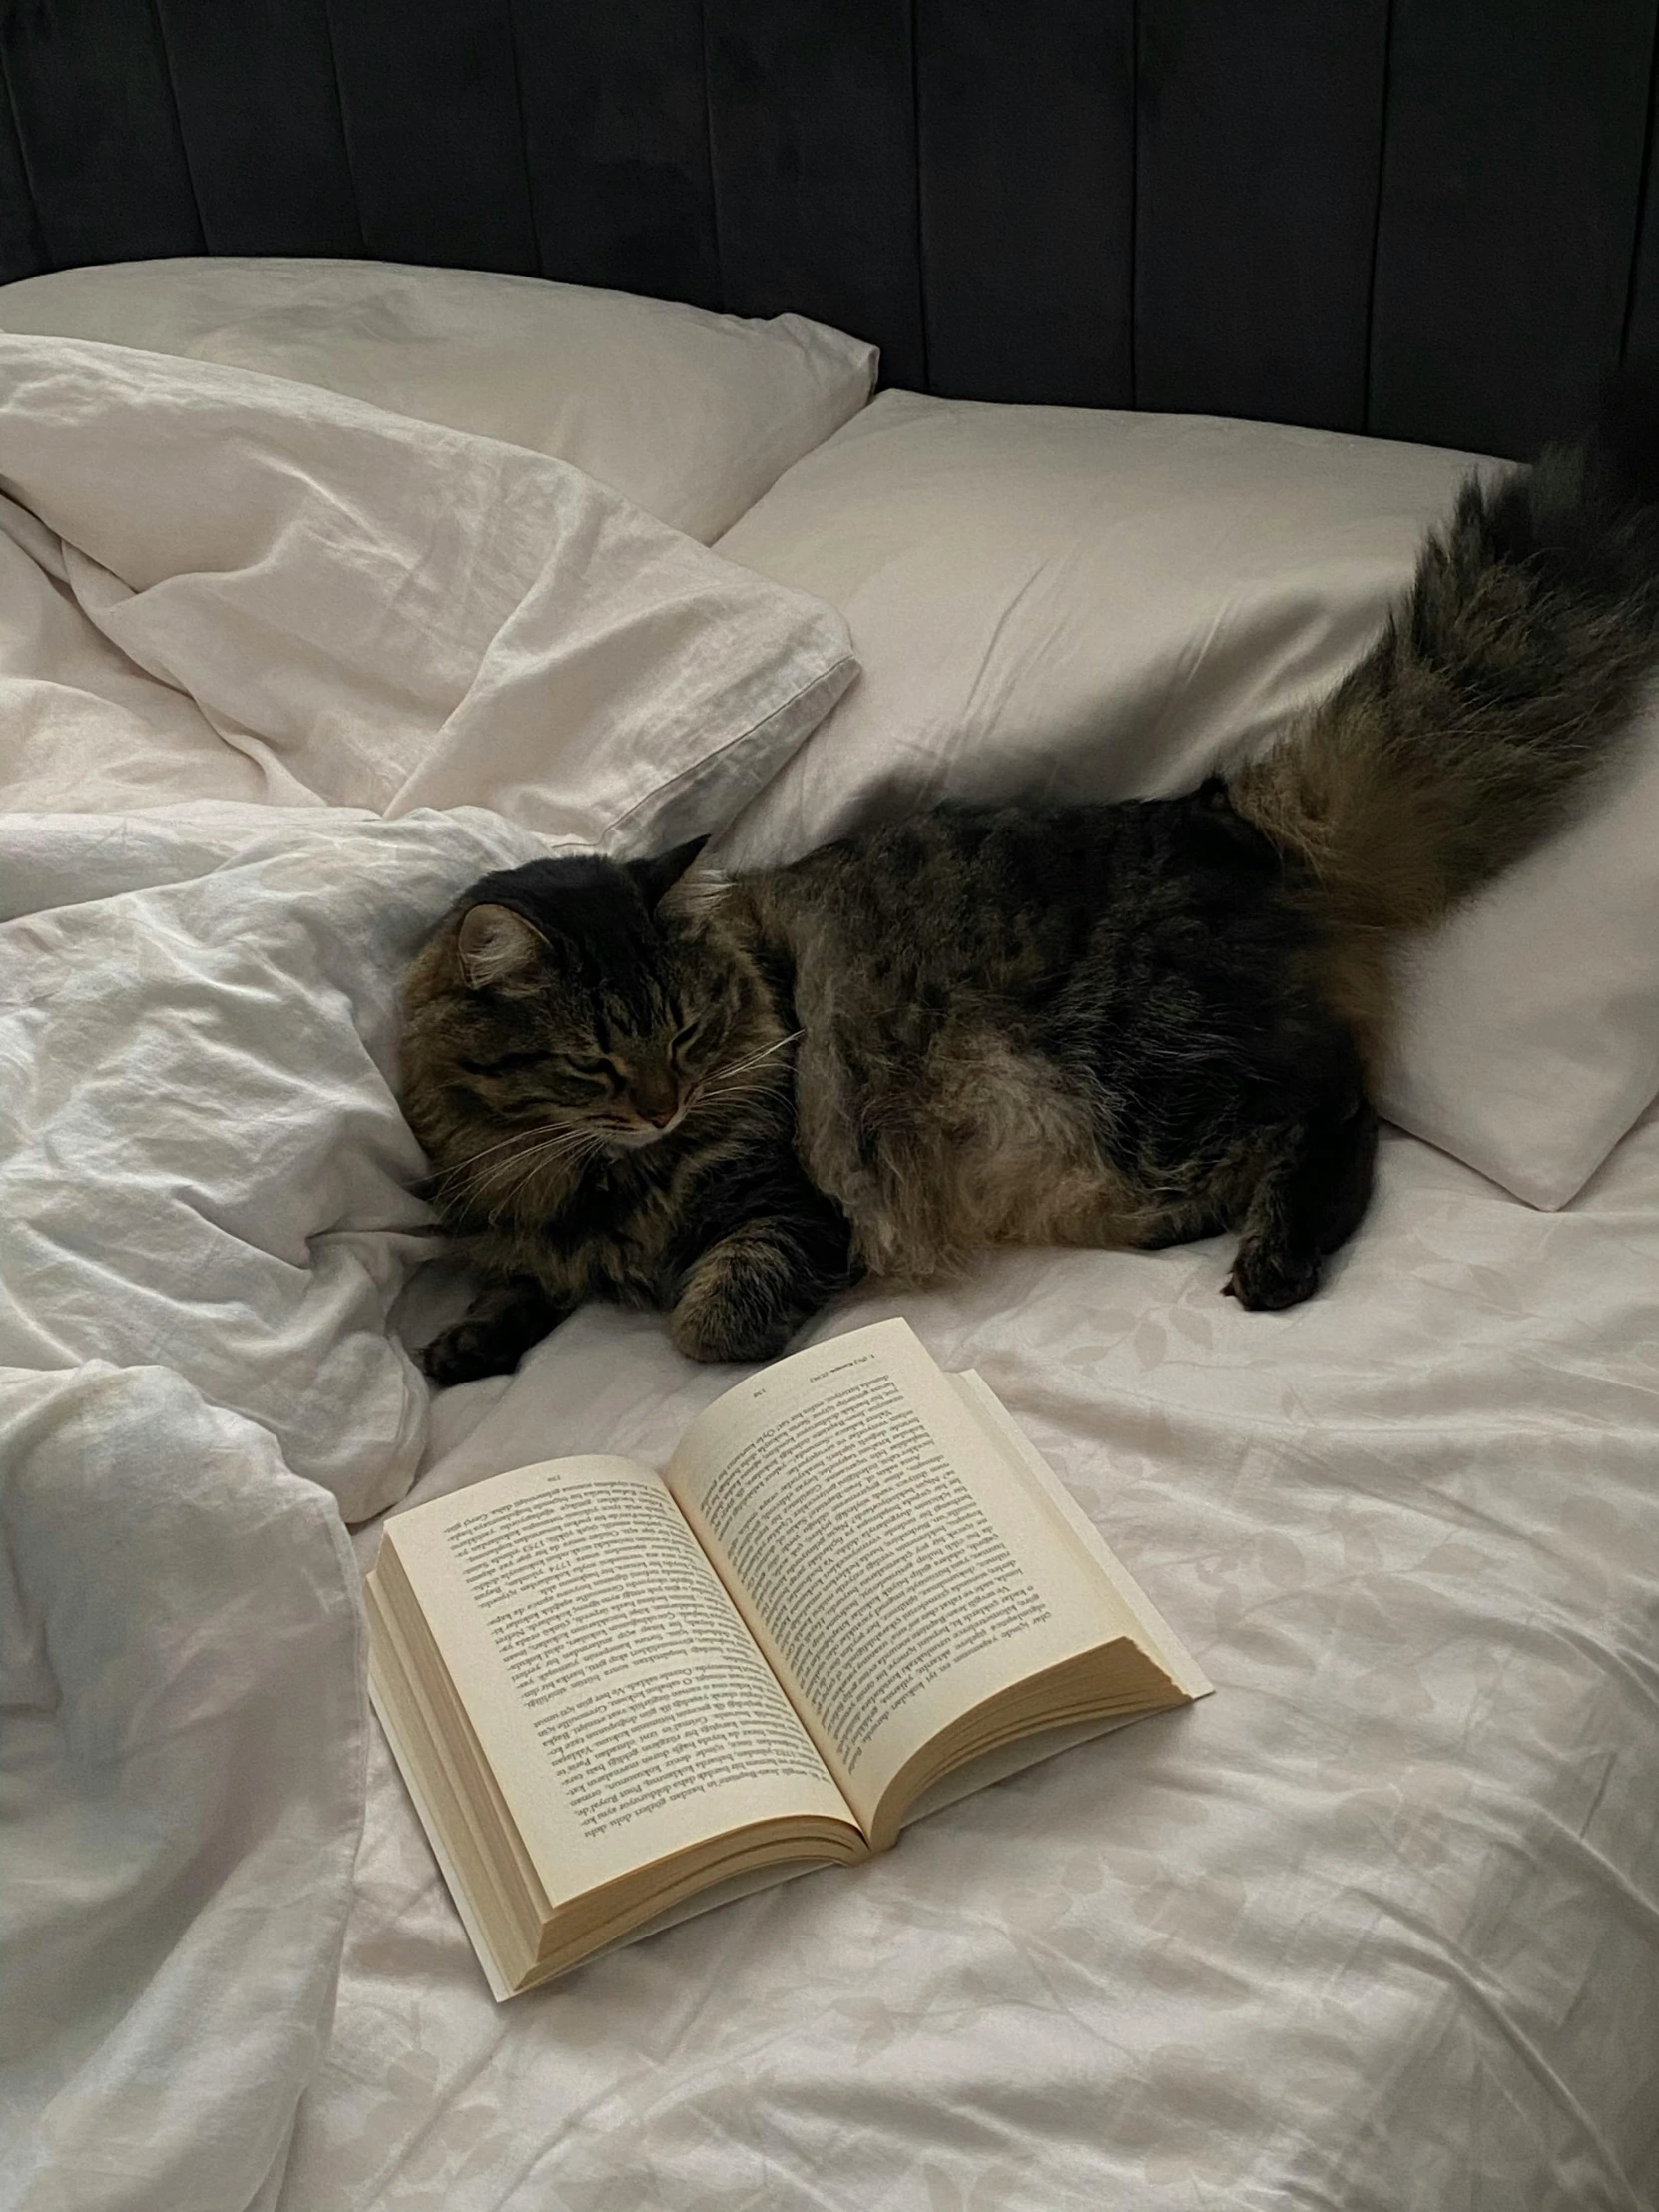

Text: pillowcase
xmin=1379 ymin=740 xmax=1659 ymax=1209
xmin=0 ymin=332 xmax=857 ymax=842
xmin=712 ymin=390 xmax=1659 ymax=1209
xmin=0 ymin=257 xmax=878 ymax=542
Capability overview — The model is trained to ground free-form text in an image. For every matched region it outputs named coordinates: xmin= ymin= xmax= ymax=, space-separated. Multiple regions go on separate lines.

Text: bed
xmin=2 ymin=8 xmax=1657 ymax=2210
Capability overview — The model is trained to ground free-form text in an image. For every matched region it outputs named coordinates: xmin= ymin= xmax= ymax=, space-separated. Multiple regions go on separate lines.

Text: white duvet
xmin=1 ymin=340 xmax=1656 ymax=2212
xmin=0 ymin=336 xmax=842 ymax=2210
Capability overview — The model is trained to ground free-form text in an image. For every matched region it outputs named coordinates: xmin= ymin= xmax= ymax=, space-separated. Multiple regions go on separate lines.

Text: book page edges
xmin=379 ymin=1457 xmax=858 ymax=1909
xmin=948 ymin=1371 xmax=1213 ymax=1700
xmin=369 ymin=1661 xmax=519 ymax=2001
xmin=900 ymin=1710 xmax=1154 ymax=1827
xmin=866 ymin=1634 xmax=1188 ymax=1849
xmin=368 ymin=1600 xmax=864 ymax=1997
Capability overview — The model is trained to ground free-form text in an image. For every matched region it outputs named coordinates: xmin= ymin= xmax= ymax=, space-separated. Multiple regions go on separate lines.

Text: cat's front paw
xmin=419 ymin=1278 xmax=569 ymax=1384
xmin=419 ymin=1319 xmax=522 ymax=1386
xmin=1223 ymin=1243 xmax=1323 ymax=1312
xmin=671 ymin=1296 xmax=801 ymax=1366
xmin=671 ymin=1262 xmax=806 ymax=1364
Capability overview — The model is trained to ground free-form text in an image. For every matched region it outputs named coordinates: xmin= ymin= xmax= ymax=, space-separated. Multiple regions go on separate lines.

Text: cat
xmin=400 ymin=389 xmax=1659 ymax=1383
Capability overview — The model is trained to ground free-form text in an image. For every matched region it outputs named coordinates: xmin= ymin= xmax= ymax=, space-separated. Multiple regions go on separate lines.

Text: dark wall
xmin=0 ymin=0 xmax=1654 ymax=456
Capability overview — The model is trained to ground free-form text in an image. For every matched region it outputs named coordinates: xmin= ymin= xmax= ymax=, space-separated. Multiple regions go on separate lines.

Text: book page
xmin=946 ymin=1372 xmax=1210 ymax=1700
xmin=664 ymin=1320 xmax=1169 ymax=1832
xmin=380 ymin=1457 xmax=859 ymax=1905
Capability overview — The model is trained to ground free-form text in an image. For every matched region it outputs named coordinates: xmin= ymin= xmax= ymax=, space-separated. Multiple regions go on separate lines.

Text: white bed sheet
xmin=282 ymin=1107 xmax=1659 ymax=2212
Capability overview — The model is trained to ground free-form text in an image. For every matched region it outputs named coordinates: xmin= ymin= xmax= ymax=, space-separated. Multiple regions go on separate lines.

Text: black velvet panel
xmin=1369 ymin=0 xmax=1657 ymax=456
xmin=0 ymin=68 xmax=45 ymax=281
xmin=323 ymin=0 xmax=538 ymax=273
xmin=1619 ymin=31 xmax=1659 ymax=363
xmin=155 ymin=0 xmax=362 ymax=257
xmin=916 ymin=0 xmax=1134 ymax=407
xmin=514 ymin=0 xmax=720 ymax=306
xmin=1 ymin=0 xmax=205 ymax=268
xmin=704 ymin=0 xmax=925 ymax=388
xmin=1134 ymin=0 xmax=1388 ymax=432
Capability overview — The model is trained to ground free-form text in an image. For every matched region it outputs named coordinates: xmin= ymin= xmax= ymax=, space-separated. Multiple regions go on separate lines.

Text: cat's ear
xmin=626 ymin=835 xmax=710 ymax=909
xmin=456 ymin=903 xmax=545 ymax=988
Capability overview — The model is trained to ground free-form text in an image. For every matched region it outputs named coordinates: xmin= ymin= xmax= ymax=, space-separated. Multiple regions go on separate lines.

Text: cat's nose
xmin=632 ymin=1074 xmax=680 ymax=1126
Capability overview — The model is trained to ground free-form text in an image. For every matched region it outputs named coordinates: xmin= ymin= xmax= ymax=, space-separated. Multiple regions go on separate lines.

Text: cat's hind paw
xmin=1223 ymin=1244 xmax=1323 ymax=1312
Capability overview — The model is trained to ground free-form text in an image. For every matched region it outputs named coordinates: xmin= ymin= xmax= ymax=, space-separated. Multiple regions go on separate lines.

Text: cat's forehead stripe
xmin=459 ymin=854 xmax=665 ymax=985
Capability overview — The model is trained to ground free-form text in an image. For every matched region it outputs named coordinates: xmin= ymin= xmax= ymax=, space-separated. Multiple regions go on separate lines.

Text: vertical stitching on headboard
xmin=1128 ymin=0 xmax=1139 ymax=406
xmin=699 ymin=0 xmax=727 ymax=305
xmin=502 ymin=0 xmax=544 ymax=276
xmin=1619 ymin=2 xmax=1659 ymax=361
xmin=1361 ymin=0 xmax=1396 ymax=434
xmin=0 ymin=49 xmax=50 ymax=271
xmin=148 ymin=0 xmax=209 ymax=252
xmin=909 ymin=0 xmax=930 ymax=391
xmin=318 ymin=0 xmax=367 ymax=257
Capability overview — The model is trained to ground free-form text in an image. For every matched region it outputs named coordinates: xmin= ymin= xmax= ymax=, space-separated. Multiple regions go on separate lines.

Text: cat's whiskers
xmin=484 ymin=1128 xmax=610 ymax=1220
xmin=687 ymin=1030 xmax=805 ymax=1121
xmin=688 ymin=1072 xmax=772 ymax=1119
xmin=433 ymin=1120 xmax=573 ymax=1187
xmin=471 ymin=1132 xmax=592 ymax=1185
xmin=708 ymin=1028 xmax=803 ymax=1084
xmin=661 ymin=1029 xmax=797 ymax=1128
xmin=467 ymin=1124 xmax=601 ymax=1197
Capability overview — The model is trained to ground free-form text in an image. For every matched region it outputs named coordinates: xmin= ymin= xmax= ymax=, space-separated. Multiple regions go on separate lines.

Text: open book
xmin=367 ymin=1318 xmax=1211 ymax=1998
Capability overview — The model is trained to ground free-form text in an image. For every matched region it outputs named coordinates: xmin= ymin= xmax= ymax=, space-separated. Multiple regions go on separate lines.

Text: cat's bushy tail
xmin=1228 ymin=364 xmax=1659 ymax=952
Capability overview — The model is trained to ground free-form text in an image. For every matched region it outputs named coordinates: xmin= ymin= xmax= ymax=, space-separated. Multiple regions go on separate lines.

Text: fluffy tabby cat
xmin=401 ymin=392 xmax=1659 ymax=1382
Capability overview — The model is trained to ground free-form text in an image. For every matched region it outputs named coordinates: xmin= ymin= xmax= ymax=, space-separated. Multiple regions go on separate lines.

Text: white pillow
xmin=1379 ymin=740 xmax=1659 ymax=1209
xmin=713 ymin=391 xmax=1659 ymax=1209
xmin=0 ymin=333 xmax=856 ymax=840
xmin=0 ymin=258 xmax=877 ymax=543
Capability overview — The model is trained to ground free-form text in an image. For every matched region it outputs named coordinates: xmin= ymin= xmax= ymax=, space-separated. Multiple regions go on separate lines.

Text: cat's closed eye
xmin=669 ymin=1019 xmax=708 ymax=1063
xmin=457 ymin=1051 xmax=554 ymax=1076
xmin=458 ymin=1050 xmax=614 ymax=1088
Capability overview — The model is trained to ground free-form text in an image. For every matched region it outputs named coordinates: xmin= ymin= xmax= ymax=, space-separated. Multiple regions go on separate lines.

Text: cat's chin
xmin=603 ymin=1119 xmax=684 ymax=1152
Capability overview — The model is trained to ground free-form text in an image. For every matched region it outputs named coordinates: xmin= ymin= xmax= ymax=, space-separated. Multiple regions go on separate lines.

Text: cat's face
xmin=445 ymin=906 xmax=746 ymax=1149
xmin=403 ymin=847 xmax=778 ymax=1176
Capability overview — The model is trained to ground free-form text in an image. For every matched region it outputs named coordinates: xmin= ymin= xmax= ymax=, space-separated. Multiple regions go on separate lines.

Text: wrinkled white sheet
xmin=0 ymin=806 xmax=547 ymax=1523
xmin=285 ymin=1112 xmax=1659 ymax=2212
xmin=1 ymin=1363 xmax=362 ymax=2212
xmin=0 ymin=806 xmax=558 ymax=2212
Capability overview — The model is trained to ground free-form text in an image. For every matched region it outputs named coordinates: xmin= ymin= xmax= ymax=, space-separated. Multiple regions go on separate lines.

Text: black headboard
xmin=1 ymin=0 xmax=1655 ymax=459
